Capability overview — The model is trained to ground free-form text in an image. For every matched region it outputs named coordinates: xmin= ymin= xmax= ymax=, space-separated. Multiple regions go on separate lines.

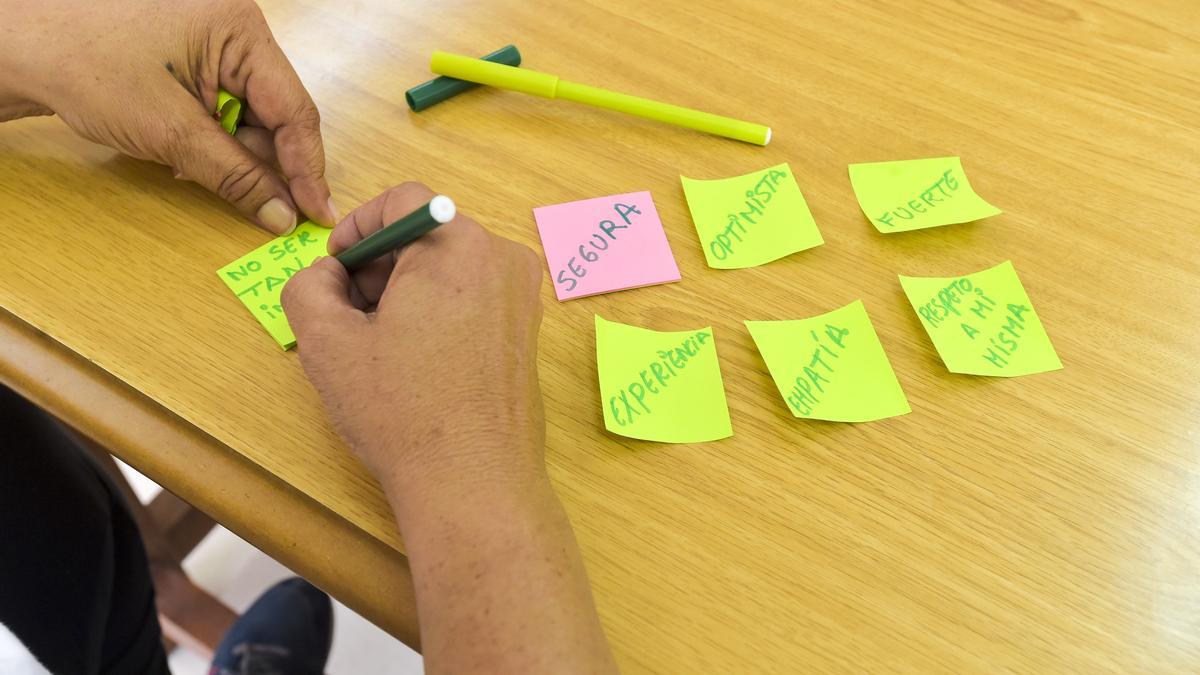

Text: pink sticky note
xmin=533 ymin=191 xmax=681 ymax=301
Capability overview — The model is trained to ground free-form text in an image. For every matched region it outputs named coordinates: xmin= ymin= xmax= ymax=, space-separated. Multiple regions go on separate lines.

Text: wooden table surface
xmin=2 ymin=0 xmax=1198 ymax=671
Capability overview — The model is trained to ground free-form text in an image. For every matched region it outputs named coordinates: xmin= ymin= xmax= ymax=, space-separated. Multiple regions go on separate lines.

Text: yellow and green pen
xmin=429 ymin=51 xmax=772 ymax=146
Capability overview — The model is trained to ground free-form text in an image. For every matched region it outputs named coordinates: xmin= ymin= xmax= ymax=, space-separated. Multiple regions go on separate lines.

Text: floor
xmin=116 ymin=460 xmax=424 ymax=675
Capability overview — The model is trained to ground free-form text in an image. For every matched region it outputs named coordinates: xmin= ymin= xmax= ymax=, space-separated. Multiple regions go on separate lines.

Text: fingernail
xmin=326 ymin=196 xmax=340 ymax=225
xmin=258 ymin=198 xmax=297 ymax=235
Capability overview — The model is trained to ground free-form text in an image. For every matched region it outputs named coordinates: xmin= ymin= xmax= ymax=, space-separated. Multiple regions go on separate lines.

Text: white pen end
xmin=430 ymin=195 xmax=456 ymax=223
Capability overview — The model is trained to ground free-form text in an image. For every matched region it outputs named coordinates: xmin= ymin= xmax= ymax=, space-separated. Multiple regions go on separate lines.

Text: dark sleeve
xmin=0 ymin=384 xmax=169 ymax=675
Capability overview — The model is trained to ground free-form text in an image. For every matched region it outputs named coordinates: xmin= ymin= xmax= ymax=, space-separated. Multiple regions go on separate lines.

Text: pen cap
xmin=430 ymin=51 xmax=559 ymax=98
xmin=407 ymin=45 xmax=522 ymax=112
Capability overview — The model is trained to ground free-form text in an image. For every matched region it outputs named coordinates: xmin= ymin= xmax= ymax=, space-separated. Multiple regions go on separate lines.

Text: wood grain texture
xmin=1 ymin=0 xmax=1197 ymax=671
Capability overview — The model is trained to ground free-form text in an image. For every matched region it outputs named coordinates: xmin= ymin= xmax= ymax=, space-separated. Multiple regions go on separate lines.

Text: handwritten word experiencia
xmin=785 ymin=322 xmax=851 ymax=416
xmin=914 ymin=277 xmax=1034 ymax=369
xmin=609 ymin=330 xmax=713 ymax=427
xmin=554 ymin=202 xmax=642 ymax=292
xmin=709 ymin=167 xmax=790 ymax=261
xmin=876 ymin=169 xmax=961 ymax=228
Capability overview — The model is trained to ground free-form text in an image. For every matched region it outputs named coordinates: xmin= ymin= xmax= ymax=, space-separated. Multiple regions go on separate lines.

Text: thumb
xmin=161 ymin=93 xmax=300 ymax=234
xmin=281 ymin=257 xmax=364 ymax=343
xmin=237 ymin=32 xmax=336 ymax=227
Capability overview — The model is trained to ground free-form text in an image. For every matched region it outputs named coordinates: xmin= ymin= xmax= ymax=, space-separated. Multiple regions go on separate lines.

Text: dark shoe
xmin=209 ymin=577 xmax=333 ymax=675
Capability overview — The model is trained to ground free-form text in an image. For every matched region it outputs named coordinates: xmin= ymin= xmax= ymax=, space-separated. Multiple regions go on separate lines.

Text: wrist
xmin=358 ymin=411 xmax=547 ymax=496
xmin=375 ymin=435 xmax=552 ymax=528
xmin=385 ymin=468 xmax=562 ymax=563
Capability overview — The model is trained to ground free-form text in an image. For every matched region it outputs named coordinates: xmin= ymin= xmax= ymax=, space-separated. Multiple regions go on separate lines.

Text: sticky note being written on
xmin=217 ymin=222 xmax=331 ymax=349
xmin=533 ymin=191 xmax=680 ymax=301
xmin=595 ymin=315 xmax=732 ymax=443
xmin=848 ymin=156 xmax=1001 ymax=233
xmin=899 ymin=260 xmax=1061 ymax=376
xmin=746 ymin=300 xmax=911 ymax=422
xmin=680 ymin=163 xmax=823 ymax=269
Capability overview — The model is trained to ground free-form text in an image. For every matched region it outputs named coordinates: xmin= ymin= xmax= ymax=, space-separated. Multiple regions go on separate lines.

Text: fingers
xmin=236 ymin=30 xmax=337 ymax=226
xmin=327 ymin=182 xmax=437 ymax=305
xmin=328 ymin=182 xmax=437 ymax=253
xmin=234 ymin=126 xmax=277 ymax=166
xmin=331 ymin=210 xmax=396 ymax=307
xmin=280 ymin=256 xmax=365 ymax=345
xmin=153 ymin=85 xmax=301 ymax=234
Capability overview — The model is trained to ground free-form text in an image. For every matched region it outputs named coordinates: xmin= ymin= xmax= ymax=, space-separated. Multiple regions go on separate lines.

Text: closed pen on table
xmin=428 ymin=51 xmax=772 ymax=146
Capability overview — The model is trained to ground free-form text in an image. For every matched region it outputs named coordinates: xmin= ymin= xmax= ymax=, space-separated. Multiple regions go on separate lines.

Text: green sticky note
xmin=216 ymin=89 xmax=244 ymax=135
xmin=217 ymin=222 xmax=331 ymax=349
xmin=899 ymin=261 xmax=1062 ymax=376
xmin=680 ymin=163 xmax=823 ymax=268
xmin=848 ymin=156 xmax=1001 ymax=233
xmin=595 ymin=315 xmax=732 ymax=443
xmin=746 ymin=301 xmax=911 ymax=422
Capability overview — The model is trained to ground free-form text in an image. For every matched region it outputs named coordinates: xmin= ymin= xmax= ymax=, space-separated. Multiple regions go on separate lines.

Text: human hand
xmin=281 ymin=183 xmax=546 ymax=495
xmin=285 ymin=185 xmax=615 ymax=673
xmin=0 ymin=0 xmax=336 ymax=233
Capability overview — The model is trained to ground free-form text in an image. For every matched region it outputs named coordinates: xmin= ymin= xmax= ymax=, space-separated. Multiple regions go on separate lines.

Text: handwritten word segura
xmin=555 ymin=202 xmax=642 ymax=292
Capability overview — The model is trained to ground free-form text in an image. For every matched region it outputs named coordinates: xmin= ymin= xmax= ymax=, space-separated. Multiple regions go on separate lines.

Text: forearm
xmin=383 ymin=455 xmax=617 ymax=675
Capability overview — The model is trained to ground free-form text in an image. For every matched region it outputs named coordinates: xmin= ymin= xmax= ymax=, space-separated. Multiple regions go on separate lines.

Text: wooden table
xmin=2 ymin=0 xmax=1197 ymax=671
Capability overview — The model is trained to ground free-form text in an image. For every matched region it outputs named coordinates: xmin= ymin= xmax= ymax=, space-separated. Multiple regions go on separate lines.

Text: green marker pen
xmin=406 ymin=45 xmax=523 ymax=111
xmin=429 ymin=51 xmax=772 ymax=145
xmin=335 ymin=196 xmax=457 ymax=271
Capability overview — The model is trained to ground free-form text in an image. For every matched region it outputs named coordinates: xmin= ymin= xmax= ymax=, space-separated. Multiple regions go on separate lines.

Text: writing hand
xmin=283 ymin=183 xmax=615 ymax=673
xmin=282 ymin=182 xmax=546 ymax=492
